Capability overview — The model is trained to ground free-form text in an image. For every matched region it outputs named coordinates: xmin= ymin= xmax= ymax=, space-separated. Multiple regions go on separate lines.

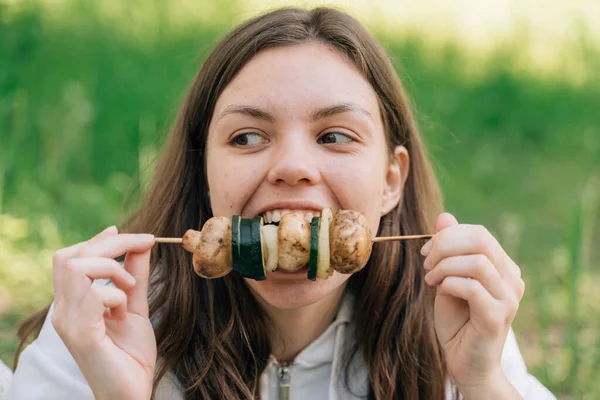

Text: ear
xmin=381 ymin=145 xmax=409 ymax=215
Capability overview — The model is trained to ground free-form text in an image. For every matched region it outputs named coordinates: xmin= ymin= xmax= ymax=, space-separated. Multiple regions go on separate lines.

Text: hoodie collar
xmin=265 ymin=289 xmax=355 ymax=369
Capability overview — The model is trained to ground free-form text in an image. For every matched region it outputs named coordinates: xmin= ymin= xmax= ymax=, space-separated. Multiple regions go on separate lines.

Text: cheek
xmin=324 ymin=154 xmax=385 ymax=234
xmin=206 ymin=149 xmax=264 ymax=217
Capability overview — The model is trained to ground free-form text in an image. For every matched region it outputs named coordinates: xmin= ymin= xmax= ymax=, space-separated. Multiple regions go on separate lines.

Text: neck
xmin=259 ymin=285 xmax=347 ymax=362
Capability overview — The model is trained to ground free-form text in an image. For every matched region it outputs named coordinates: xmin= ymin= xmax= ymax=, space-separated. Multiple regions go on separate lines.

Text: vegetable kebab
xmin=155 ymin=208 xmax=432 ymax=281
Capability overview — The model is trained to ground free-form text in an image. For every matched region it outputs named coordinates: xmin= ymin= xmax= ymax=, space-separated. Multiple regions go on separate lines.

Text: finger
xmin=61 ymin=257 xmax=136 ymax=304
xmin=504 ymin=256 xmax=526 ymax=301
xmin=437 ymin=277 xmax=506 ymax=334
xmin=54 ymin=285 xmax=129 ymax=345
xmin=421 ymin=212 xmax=458 ymax=256
xmin=73 ymin=257 xmax=136 ymax=287
xmin=436 ymin=212 xmax=459 ymax=232
xmin=504 ymin=253 xmax=523 ymax=278
xmin=53 ymin=226 xmax=119 ymax=301
xmin=77 ymin=234 xmax=155 ymax=260
xmin=89 ymin=286 xmax=128 ymax=321
xmin=88 ymin=225 xmax=119 ymax=245
xmin=424 ymin=224 xmax=509 ymax=278
xmin=425 ymin=254 xmax=505 ymax=300
xmin=123 ymin=248 xmax=152 ymax=317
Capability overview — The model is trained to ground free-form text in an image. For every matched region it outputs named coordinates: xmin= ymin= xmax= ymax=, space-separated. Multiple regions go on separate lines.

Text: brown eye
xmin=318 ymin=132 xmax=353 ymax=144
xmin=230 ymin=133 xmax=266 ymax=147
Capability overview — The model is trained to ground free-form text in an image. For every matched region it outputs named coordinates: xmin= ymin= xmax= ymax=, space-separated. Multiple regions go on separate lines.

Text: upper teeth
xmin=262 ymin=209 xmax=321 ymax=224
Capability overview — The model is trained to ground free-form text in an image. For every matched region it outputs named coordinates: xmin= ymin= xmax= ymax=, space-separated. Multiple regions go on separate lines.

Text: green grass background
xmin=1 ymin=1 xmax=599 ymax=398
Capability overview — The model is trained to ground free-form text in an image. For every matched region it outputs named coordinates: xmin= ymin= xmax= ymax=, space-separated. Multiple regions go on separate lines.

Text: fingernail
xmin=126 ymin=274 xmax=137 ymax=285
xmin=420 ymin=240 xmax=432 ymax=256
xmin=140 ymin=234 xmax=155 ymax=242
xmin=103 ymin=225 xmax=117 ymax=233
xmin=423 ymin=256 xmax=432 ymax=270
xmin=424 ymin=271 xmax=432 ymax=284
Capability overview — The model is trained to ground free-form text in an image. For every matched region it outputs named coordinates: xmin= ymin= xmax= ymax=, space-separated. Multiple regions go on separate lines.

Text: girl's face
xmin=206 ymin=43 xmax=408 ymax=310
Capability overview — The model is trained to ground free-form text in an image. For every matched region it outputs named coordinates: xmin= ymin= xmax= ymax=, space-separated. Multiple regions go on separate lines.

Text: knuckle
xmin=473 ymin=225 xmax=491 ymax=246
xmin=467 ymin=278 xmax=480 ymax=298
xmin=473 ymin=254 xmax=489 ymax=271
xmin=507 ymin=298 xmax=520 ymax=316
xmin=52 ymin=249 xmax=70 ymax=266
xmin=475 ymin=224 xmax=489 ymax=237
xmin=76 ymin=241 xmax=92 ymax=257
xmin=64 ymin=258 xmax=79 ymax=273
xmin=482 ymin=260 xmax=500 ymax=283
xmin=435 ymin=242 xmax=450 ymax=260
xmin=511 ymin=260 xmax=523 ymax=278
xmin=517 ymin=277 xmax=526 ymax=298
xmin=475 ymin=235 xmax=489 ymax=250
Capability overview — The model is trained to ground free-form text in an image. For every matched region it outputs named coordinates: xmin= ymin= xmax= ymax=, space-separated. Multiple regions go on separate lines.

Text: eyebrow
xmin=215 ymin=102 xmax=373 ymax=123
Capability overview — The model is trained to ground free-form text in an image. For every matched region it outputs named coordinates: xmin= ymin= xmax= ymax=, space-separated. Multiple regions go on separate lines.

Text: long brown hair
xmin=16 ymin=6 xmax=450 ymax=399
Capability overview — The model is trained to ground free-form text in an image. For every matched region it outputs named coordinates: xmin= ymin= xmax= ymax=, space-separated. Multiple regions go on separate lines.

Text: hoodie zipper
xmin=278 ymin=361 xmax=292 ymax=400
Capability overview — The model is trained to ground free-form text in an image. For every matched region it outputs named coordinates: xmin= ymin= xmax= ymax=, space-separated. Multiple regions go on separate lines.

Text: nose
xmin=266 ymin=134 xmax=321 ymax=186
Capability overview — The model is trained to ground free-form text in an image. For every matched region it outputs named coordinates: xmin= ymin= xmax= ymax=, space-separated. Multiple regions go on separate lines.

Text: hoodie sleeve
xmin=445 ymin=327 xmax=557 ymax=400
xmin=7 ymin=301 xmax=94 ymax=400
xmin=501 ymin=328 xmax=556 ymax=400
xmin=0 ymin=359 xmax=12 ymax=400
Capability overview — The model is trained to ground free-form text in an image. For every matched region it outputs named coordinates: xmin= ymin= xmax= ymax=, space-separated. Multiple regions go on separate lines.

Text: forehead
xmin=213 ymin=42 xmax=381 ymax=119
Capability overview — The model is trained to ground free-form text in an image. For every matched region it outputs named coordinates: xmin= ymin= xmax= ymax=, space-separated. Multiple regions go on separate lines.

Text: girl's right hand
xmin=51 ymin=226 xmax=157 ymax=400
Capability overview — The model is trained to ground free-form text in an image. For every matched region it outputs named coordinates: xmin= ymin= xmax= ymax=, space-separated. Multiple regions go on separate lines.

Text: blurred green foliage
xmin=1 ymin=1 xmax=599 ymax=398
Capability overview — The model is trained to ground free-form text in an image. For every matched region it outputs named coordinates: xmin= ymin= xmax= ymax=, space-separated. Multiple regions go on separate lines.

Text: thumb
xmin=124 ymin=248 xmax=152 ymax=317
xmin=436 ymin=212 xmax=459 ymax=233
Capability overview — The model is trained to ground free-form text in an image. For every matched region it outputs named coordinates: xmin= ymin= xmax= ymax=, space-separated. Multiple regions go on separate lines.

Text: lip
xmin=270 ymin=266 xmax=309 ymax=279
xmin=251 ymin=200 xmax=330 ymax=218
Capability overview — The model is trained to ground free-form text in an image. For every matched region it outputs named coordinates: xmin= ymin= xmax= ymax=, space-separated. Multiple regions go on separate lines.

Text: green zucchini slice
xmin=253 ymin=217 xmax=267 ymax=280
xmin=234 ymin=217 xmax=266 ymax=280
xmin=308 ymin=216 xmax=320 ymax=281
xmin=231 ymin=215 xmax=242 ymax=273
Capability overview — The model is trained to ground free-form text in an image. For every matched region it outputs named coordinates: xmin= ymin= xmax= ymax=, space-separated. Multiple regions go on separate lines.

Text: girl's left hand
xmin=421 ymin=213 xmax=525 ymax=397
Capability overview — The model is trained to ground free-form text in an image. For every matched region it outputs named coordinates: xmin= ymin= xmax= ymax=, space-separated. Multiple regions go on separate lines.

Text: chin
xmin=244 ymin=270 xmax=351 ymax=310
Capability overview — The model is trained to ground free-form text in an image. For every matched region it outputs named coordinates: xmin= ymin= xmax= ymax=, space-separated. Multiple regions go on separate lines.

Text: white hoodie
xmin=8 ymin=289 xmax=556 ymax=399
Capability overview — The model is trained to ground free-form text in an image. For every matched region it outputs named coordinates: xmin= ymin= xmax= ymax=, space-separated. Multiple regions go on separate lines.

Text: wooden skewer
xmin=155 ymin=234 xmax=433 ymax=244
xmin=372 ymin=234 xmax=433 ymax=242
xmin=155 ymin=238 xmax=184 ymax=243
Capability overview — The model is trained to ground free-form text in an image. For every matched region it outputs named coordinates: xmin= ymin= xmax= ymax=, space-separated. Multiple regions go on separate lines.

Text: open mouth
xmin=261 ymin=209 xmax=322 ymax=225
xmin=250 ymin=208 xmax=334 ymax=281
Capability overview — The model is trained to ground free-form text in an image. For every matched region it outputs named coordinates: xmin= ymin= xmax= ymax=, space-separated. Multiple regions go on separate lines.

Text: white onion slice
xmin=317 ymin=208 xmax=333 ymax=279
xmin=261 ymin=224 xmax=279 ymax=272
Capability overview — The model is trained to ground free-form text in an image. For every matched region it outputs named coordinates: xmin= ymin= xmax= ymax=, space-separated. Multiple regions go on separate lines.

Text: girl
xmin=8 ymin=7 xmax=555 ymax=400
